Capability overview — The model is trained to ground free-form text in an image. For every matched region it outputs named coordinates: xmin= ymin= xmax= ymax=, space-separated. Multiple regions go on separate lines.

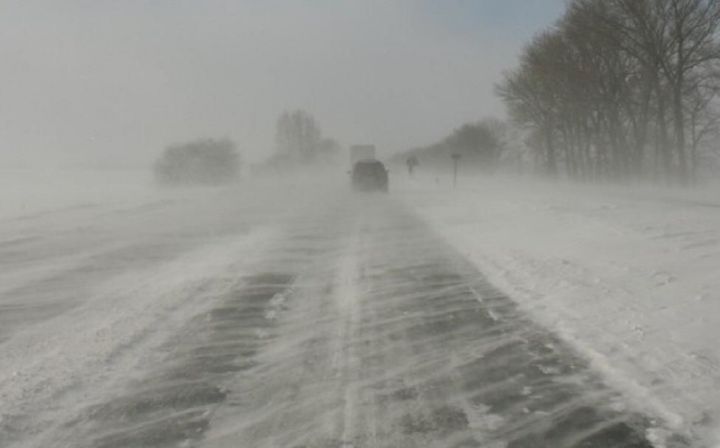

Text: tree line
xmin=153 ymin=109 xmax=341 ymax=185
xmin=394 ymin=118 xmax=507 ymax=173
xmin=154 ymin=138 xmax=240 ymax=185
xmin=497 ymin=0 xmax=720 ymax=183
xmin=267 ymin=109 xmax=341 ymax=169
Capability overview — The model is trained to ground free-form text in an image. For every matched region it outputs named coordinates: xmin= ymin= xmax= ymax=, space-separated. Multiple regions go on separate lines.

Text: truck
xmin=348 ymin=144 xmax=388 ymax=192
xmin=349 ymin=145 xmax=376 ymax=166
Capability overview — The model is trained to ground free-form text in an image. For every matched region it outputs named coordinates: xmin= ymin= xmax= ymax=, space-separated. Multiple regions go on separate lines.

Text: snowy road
xmin=0 ymin=181 xmax=691 ymax=447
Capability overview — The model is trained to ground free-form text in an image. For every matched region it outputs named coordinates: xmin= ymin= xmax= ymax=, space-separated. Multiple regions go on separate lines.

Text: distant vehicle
xmin=350 ymin=145 xmax=376 ymax=166
xmin=352 ymin=159 xmax=389 ymax=192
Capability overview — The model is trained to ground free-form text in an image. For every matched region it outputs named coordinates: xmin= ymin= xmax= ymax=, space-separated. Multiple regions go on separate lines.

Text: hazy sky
xmin=1 ymin=0 xmax=565 ymax=168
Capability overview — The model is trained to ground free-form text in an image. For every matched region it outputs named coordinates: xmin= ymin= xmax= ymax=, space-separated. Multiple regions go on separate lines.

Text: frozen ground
xmin=396 ymin=173 xmax=720 ymax=445
xmin=0 ymin=170 xmax=328 ymax=447
xmin=0 ymin=169 xmax=716 ymax=447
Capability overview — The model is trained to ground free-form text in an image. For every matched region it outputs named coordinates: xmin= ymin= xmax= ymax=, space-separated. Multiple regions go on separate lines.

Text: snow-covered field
xmin=0 ymin=170 xmax=156 ymax=221
xmin=397 ymin=174 xmax=720 ymax=444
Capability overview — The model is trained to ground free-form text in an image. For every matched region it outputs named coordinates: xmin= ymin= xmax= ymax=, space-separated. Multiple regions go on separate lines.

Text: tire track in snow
xmin=336 ymin=234 xmax=361 ymax=448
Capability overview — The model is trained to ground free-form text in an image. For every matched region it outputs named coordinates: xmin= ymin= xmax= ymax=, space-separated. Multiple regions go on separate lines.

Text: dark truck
xmin=351 ymin=159 xmax=389 ymax=192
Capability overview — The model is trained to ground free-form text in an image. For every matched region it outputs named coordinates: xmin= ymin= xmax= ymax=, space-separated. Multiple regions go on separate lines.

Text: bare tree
xmin=497 ymin=0 xmax=720 ymax=183
xmin=275 ymin=110 xmax=322 ymax=163
xmin=395 ymin=118 xmax=509 ymax=173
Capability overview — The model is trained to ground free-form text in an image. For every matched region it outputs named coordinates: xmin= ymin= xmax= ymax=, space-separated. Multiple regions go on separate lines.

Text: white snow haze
xmin=0 ymin=0 xmax=562 ymax=169
xmin=4 ymin=1 xmax=720 ymax=448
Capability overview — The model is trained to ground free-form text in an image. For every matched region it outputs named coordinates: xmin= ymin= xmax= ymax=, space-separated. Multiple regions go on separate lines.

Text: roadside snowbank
xmin=398 ymin=175 xmax=720 ymax=444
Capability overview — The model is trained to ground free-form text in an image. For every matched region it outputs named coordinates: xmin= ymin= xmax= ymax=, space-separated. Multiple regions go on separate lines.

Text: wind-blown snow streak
xmin=398 ymin=175 xmax=720 ymax=444
xmin=0 ymin=229 xmax=277 ymax=448
xmin=0 ymin=174 xmax=698 ymax=447
xmin=0 ymin=174 xmax=335 ymax=447
xmin=199 ymin=194 xmax=680 ymax=447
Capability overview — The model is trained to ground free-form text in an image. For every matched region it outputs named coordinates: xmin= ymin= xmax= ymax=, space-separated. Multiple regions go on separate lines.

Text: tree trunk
xmin=655 ymin=83 xmax=673 ymax=184
xmin=545 ymin=125 xmax=557 ymax=177
xmin=672 ymin=80 xmax=688 ymax=183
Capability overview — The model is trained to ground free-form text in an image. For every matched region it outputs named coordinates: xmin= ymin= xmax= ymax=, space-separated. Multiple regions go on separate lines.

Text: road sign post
xmin=451 ymin=153 xmax=461 ymax=188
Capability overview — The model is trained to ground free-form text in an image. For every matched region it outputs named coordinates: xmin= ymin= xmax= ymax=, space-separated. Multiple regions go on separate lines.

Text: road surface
xmin=0 ymin=182 xmax=690 ymax=447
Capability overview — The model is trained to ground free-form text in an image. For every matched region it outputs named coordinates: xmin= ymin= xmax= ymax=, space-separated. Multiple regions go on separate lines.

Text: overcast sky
xmin=1 ymin=0 xmax=565 ymax=168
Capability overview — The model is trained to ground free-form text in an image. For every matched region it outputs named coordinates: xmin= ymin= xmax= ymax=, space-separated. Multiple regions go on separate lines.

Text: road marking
xmin=336 ymin=234 xmax=361 ymax=447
